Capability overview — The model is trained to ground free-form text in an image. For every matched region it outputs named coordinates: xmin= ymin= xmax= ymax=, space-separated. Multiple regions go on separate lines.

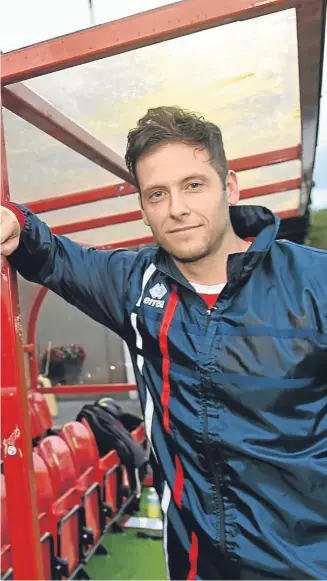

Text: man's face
xmin=136 ymin=141 xmax=239 ymax=264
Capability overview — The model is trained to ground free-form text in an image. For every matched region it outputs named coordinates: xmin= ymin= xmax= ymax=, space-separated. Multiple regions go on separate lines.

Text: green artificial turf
xmin=85 ymin=491 xmax=167 ymax=580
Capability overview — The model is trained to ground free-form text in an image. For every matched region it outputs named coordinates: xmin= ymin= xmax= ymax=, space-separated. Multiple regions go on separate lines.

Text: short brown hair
xmin=125 ymin=106 xmax=228 ymax=189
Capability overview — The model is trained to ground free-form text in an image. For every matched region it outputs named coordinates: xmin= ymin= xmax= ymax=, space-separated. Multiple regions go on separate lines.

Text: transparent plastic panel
xmin=37 ymin=292 xmax=127 ymax=385
xmin=68 ymin=220 xmax=151 ymax=246
xmin=4 ymin=7 xmax=302 ymax=239
xmin=3 ymin=109 xmax=117 ymax=202
xmin=237 ymin=160 xmax=301 ymax=189
xmin=239 ymin=189 xmax=300 ymax=213
xmin=21 ymin=9 xmax=300 ymax=161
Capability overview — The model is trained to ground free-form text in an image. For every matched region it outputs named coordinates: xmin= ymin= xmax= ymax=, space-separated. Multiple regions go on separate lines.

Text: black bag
xmin=96 ymin=397 xmax=142 ymax=432
xmin=76 ymin=401 xmax=148 ymax=495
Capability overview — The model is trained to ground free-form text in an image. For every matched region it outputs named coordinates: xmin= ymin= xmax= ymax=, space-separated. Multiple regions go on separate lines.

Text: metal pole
xmin=88 ymin=0 xmax=95 ymax=27
xmin=1 ymin=111 xmax=44 ymax=579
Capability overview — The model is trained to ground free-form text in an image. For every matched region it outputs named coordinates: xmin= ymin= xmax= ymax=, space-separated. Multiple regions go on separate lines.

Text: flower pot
xmin=63 ymin=360 xmax=84 ymax=384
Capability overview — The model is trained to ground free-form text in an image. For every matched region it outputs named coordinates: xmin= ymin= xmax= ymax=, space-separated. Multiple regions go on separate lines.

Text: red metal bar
xmin=50 ymin=180 xmax=301 ymax=235
xmin=24 ymin=154 xmax=301 ymax=215
xmin=296 ymin=0 xmax=326 ymax=213
xmin=230 ymin=146 xmax=301 ymax=172
xmin=26 ymin=183 xmax=137 ymax=214
xmin=1 ymin=113 xmax=44 ymax=579
xmin=239 ymin=178 xmax=301 ymax=200
xmin=94 ymin=209 xmax=299 ymax=249
xmin=52 ymin=209 xmax=142 ymax=235
xmin=1 ymin=0 xmax=297 ymax=85
xmin=23 ymin=344 xmax=34 ymax=353
xmin=37 ymin=384 xmax=137 ymax=395
xmin=277 ymin=209 xmax=298 ymax=219
xmin=26 ymin=286 xmax=48 ymax=390
xmin=92 ymin=205 xmax=298 ymax=252
xmin=2 ymin=84 xmax=133 ymax=184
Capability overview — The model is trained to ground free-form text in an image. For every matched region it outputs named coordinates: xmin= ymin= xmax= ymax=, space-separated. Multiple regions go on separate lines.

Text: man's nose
xmin=168 ymin=191 xmax=190 ymax=219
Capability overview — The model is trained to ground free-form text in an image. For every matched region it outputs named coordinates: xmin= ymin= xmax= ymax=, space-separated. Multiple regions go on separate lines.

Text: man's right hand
xmin=1 ymin=206 xmax=21 ymax=256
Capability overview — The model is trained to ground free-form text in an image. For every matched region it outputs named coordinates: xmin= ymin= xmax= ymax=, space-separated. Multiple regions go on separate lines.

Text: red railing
xmin=2 ymin=0 xmax=324 ymax=578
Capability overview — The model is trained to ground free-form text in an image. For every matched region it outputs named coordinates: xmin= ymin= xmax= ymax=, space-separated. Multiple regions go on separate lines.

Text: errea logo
xmin=143 ymin=283 xmax=167 ymax=308
xmin=150 ymin=283 xmax=167 ymax=300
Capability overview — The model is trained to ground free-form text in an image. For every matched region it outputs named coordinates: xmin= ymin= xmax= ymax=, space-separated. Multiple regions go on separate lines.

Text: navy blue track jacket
xmin=9 ymin=203 xmax=327 ymax=580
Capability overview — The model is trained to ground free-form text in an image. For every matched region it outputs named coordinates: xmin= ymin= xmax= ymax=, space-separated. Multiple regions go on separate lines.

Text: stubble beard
xmin=165 ymin=219 xmax=230 ymax=265
xmin=152 ymin=214 xmax=230 ymax=265
xmin=168 ymin=246 xmax=211 ymax=264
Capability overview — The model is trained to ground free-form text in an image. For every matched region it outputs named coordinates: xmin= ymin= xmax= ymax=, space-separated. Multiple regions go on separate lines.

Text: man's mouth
xmin=169 ymin=225 xmax=201 ymax=234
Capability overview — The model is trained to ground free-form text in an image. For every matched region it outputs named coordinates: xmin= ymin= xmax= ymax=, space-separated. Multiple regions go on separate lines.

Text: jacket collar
xmin=154 ymin=205 xmax=280 ymax=294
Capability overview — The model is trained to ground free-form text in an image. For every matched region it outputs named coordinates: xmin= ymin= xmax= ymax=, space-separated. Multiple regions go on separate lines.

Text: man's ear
xmin=226 ymin=170 xmax=240 ymax=206
xmin=138 ymin=194 xmax=150 ymax=226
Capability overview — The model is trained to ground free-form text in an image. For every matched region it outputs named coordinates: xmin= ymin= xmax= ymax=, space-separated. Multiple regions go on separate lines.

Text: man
xmin=1 ymin=106 xmax=327 ymax=580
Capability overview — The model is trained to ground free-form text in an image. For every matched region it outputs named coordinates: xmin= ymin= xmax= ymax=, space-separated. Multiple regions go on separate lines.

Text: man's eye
xmin=150 ymin=191 xmax=165 ymax=200
xmin=188 ymin=182 xmax=202 ymax=190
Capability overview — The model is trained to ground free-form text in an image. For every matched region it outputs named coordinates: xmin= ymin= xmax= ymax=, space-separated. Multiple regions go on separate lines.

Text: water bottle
xmin=147 ymin=487 xmax=161 ymax=518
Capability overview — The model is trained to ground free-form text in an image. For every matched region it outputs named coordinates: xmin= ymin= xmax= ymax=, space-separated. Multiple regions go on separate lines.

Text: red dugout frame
xmin=1 ymin=0 xmax=325 ymax=578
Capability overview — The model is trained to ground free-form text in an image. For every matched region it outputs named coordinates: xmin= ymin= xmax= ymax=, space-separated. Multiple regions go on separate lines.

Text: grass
xmin=306 ymin=209 xmax=327 ymax=250
xmin=85 ymin=491 xmax=167 ymax=580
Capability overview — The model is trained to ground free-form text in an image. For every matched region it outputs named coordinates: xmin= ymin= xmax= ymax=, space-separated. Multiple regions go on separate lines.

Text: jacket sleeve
xmin=7 ymin=204 xmax=136 ymax=337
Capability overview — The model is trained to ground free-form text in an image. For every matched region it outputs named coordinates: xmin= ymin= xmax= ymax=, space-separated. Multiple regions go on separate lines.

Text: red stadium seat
xmin=81 ymin=418 xmax=120 ymax=525
xmin=118 ymin=423 xmax=146 ymax=507
xmin=61 ymin=421 xmax=99 ymax=478
xmin=1 ymin=475 xmax=13 ymax=580
xmin=79 ymin=417 xmax=147 ymax=525
xmin=33 ymin=452 xmax=56 ymax=536
xmin=28 ymin=390 xmax=52 ymax=441
xmin=1 ymin=462 xmax=60 ymax=580
xmin=61 ymin=422 xmax=104 ymax=554
xmin=38 ymin=436 xmax=85 ymax=577
xmin=28 ymin=391 xmax=44 ymax=441
xmin=32 ymin=453 xmax=58 ymax=580
xmin=38 ymin=436 xmax=77 ymax=501
xmin=119 ymin=424 xmax=146 ymax=505
xmin=100 ymin=450 xmax=120 ymax=516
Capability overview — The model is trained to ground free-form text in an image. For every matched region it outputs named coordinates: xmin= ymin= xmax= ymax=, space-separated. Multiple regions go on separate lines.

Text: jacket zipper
xmin=203 ymin=407 xmax=225 ymax=553
xmin=157 ymin=272 xmax=227 ymax=549
xmin=203 ymin=307 xmax=225 ymax=553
